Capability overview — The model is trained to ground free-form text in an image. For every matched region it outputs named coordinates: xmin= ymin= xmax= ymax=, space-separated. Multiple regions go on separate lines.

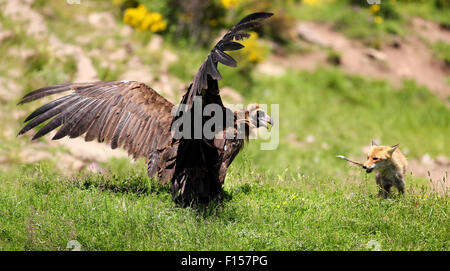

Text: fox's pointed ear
xmin=389 ymin=144 xmax=399 ymax=154
xmin=371 ymin=140 xmax=378 ymax=146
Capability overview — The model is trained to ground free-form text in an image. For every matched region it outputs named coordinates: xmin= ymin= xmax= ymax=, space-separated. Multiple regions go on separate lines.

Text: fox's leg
xmin=376 ymin=175 xmax=383 ymax=198
xmin=376 ymin=175 xmax=391 ymax=198
xmin=381 ymin=184 xmax=392 ymax=198
xmin=394 ymin=174 xmax=405 ymax=195
xmin=377 ymin=176 xmax=392 ymax=198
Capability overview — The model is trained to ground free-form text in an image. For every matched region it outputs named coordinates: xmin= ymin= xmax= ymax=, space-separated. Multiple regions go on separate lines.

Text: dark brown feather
xmin=18 ymin=81 xmax=174 ymax=162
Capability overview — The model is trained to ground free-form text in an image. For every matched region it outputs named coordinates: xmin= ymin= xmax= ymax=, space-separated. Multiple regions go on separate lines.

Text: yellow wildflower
xmin=150 ymin=21 xmax=167 ymax=32
xmin=123 ymin=5 xmax=147 ymax=27
xmin=276 ymin=204 xmax=280 ymax=209
xmin=292 ymin=195 xmax=297 ymax=199
xmin=123 ymin=5 xmax=167 ymax=33
xmin=221 ymin=0 xmax=239 ymax=9
xmin=370 ymin=4 xmax=380 ymax=13
xmin=303 ymin=0 xmax=320 ymax=6
xmin=236 ymin=32 xmax=267 ymax=63
xmin=374 ymin=16 xmax=383 ymax=24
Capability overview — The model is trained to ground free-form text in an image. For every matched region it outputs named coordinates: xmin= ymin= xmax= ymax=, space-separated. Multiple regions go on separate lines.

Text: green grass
xmin=0 ymin=159 xmax=448 ymax=251
xmin=0 ymin=0 xmax=449 ymax=251
xmin=239 ymin=68 xmax=449 ymax=177
xmin=432 ymin=41 xmax=450 ymax=66
xmin=1 ymin=67 xmax=449 ymax=251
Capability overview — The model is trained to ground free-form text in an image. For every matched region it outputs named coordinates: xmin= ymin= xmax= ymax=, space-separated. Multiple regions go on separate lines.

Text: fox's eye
xmin=373 ymin=157 xmax=378 ymax=160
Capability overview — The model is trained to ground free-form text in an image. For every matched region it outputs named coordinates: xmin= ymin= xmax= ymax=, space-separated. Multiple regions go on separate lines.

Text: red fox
xmin=363 ymin=141 xmax=408 ymax=198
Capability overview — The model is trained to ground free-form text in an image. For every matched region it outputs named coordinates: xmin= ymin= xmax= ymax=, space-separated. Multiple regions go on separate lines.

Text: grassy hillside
xmin=1 ymin=66 xmax=448 ymax=251
xmin=0 ymin=0 xmax=449 ymax=251
xmin=0 ymin=155 xmax=448 ymax=251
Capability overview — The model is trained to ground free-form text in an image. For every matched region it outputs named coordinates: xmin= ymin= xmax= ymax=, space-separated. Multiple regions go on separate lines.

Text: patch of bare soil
xmin=411 ymin=17 xmax=450 ymax=44
xmin=408 ymin=155 xmax=449 ymax=195
xmin=274 ymin=21 xmax=450 ymax=102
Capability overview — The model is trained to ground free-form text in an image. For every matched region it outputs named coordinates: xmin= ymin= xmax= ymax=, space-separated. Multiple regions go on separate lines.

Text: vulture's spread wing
xmin=179 ymin=12 xmax=273 ymax=108
xmin=18 ymin=81 xmax=174 ymax=160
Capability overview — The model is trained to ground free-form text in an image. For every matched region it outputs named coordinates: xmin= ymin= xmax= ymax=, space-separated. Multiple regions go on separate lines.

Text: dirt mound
xmin=272 ymin=21 xmax=450 ymax=102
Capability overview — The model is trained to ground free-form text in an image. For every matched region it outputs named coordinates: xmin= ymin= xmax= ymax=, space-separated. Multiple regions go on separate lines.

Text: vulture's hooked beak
xmin=259 ymin=114 xmax=273 ymax=130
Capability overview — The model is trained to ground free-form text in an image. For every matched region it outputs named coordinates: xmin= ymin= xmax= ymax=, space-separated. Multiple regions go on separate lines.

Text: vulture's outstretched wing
xmin=179 ymin=12 xmax=273 ymax=107
xmin=18 ymin=81 xmax=174 ymax=160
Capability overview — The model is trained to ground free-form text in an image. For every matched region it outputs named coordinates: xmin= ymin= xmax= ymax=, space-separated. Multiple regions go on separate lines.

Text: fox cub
xmin=363 ymin=141 xmax=408 ymax=198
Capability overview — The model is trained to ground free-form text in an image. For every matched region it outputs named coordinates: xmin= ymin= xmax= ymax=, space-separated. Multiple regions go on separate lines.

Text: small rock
xmin=305 ymin=135 xmax=315 ymax=143
xmin=0 ymin=77 xmax=22 ymax=102
xmin=8 ymin=48 xmax=37 ymax=61
xmin=0 ymin=155 xmax=7 ymax=164
xmin=321 ymin=142 xmax=329 ymax=149
xmin=256 ymin=62 xmax=286 ymax=77
xmin=0 ymin=30 xmax=14 ymax=43
xmin=286 ymin=132 xmax=304 ymax=149
xmin=120 ymin=25 xmax=133 ymax=37
xmin=365 ymin=48 xmax=387 ymax=61
xmin=74 ymin=55 xmax=98 ymax=82
xmin=420 ymin=154 xmax=434 ymax=166
xmin=161 ymin=49 xmax=179 ymax=71
xmin=108 ymin=48 xmax=128 ymax=62
xmin=127 ymin=55 xmax=143 ymax=67
xmin=147 ymin=35 xmax=163 ymax=52
xmin=20 ymin=148 xmax=52 ymax=164
xmin=296 ymin=23 xmax=330 ymax=48
xmin=88 ymin=12 xmax=117 ymax=29
xmin=436 ymin=155 xmax=450 ymax=166
xmin=391 ymin=36 xmax=401 ymax=49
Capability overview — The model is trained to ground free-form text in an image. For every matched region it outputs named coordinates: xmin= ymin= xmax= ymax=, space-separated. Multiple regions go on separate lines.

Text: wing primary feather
xmin=180 ymin=12 xmax=273 ymax=108
xmin=24 ymin=94 xmax=76 ymax=122
xmin=230 ymin=21 xmax=263 ymax=33
xmin=236 ymin=12 xmax=274 ymax=25
xmin=68 ymin=99 xmax=106 ymax=138
xmin=18 ymin=96 xmax=83 ymax=135
xmin=214 ymin=49 xmax=237 ymax=67
xmin=219 ymin=41 xmax=244 ymax=52
xmin=111 ymin=111 xmax=131 ymax=149
xmin=206 ymin=56 xmax=222 ymax=80
xmin=52 ymin=98 xmax=97 ymax=140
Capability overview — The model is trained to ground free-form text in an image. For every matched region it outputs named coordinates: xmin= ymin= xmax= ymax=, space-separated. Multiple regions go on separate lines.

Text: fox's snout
xmin=362 ymin=164 xmax=375 ymax=173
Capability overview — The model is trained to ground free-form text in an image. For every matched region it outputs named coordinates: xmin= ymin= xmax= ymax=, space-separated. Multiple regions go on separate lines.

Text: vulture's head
xmin=247 ymin=104 xmax=273 ymax=129
xmin=235 ymin=104 xmax=273 ymax=139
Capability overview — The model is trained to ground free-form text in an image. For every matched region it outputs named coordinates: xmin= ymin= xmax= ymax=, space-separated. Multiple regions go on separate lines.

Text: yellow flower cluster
xmin=369 ymin=4 xmax=383 ymax=25
xmin=302 ymin=0 xmax=335 ymax=6
xmin=275 ymin=194 xmax=303 ymax=209
xmin=303 ymin=0 xmax=320 ymax=5
xmin=236 ymin=32 xmax=267 ymax=63
xmin=221 ymin=0 xmax=239 ymax=9
xmin=123 ymin=4 xmax=167 ymax=32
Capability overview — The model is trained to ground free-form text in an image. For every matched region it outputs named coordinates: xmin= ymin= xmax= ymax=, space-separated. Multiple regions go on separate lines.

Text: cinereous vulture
xmin=18 ymin=12 xmax=274 ymax=205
